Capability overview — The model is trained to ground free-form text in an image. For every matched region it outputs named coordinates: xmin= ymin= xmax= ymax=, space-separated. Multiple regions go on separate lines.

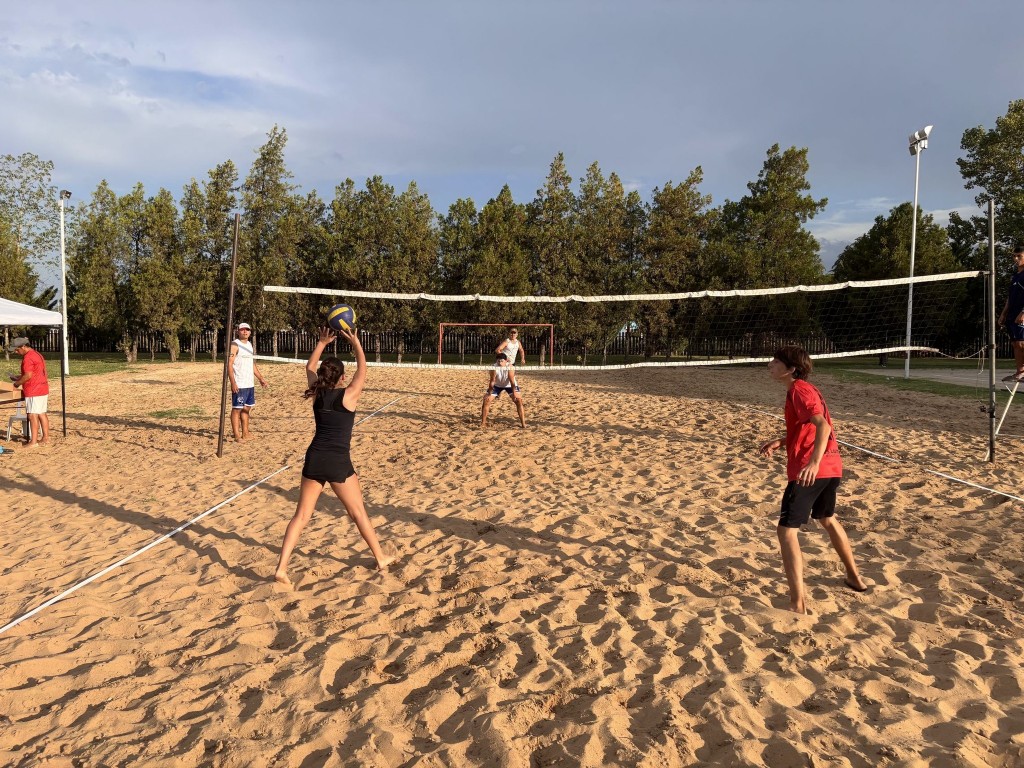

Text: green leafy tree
xmin=641 ymin=168 xmax=715 ymax=358
xmin=239 ymin=126 xmax=298 ymax=356
xmin=832 ymin=203 xmax=957 ymax=281
xmin=178 ymin=180 xmax=214 ymax=361
xmin=0 ymin=153 xmax=59 ymax=355
xmin=0 ymin=215 xmax=41 ymax=357
xmin=180 ymin=160 xmax=239 ymax=361
xmin=391 ymin=181 xmax=438 ymax=362
xmin=288 ymin=190 xmax=330 ymax=341
xmin=573 ymin=163 xmax=643 ymax=363
xmin=349 ymin=176 xmax=402 ymax=362
xmin=433 ymin=197 xmax=478 ymax=359
xmin=469 ymin=186 xmax=532 ymax=299
xmin=68 ymin=182 xmax=139 ymax=360
xmin=316 ymin=178 xmax=359 ymax=292
xmin=527 ymin=153 xmax=577 ymax=362
xmin=0 ymin=153 xmax=58 ymax=273
xmin=438 ymin=198 xmax=478 ymax=296
xmin=0 ymin=214 xmax=38 ymax=303
xmin=711 ymin=145 xmax=828 ymax=353
xmin=459 ymin=186 xmax=534 ymax=361
xmin=957 ymin=99 xmax=1024 ymax=252
xmin=830 ymin=203 xmax=960 ymax=354
xmin=134 ymin=188 xmax=184 ymax=361
xmin=717 ymin=144 xmax=828 ymax=288
xmin=946 ymin=210 xmax=987 ymax=271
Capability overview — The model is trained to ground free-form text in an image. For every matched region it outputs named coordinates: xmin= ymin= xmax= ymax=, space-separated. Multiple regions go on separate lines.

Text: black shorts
xmin=301 ymin=448 xmax=356 ymax=485
xmin=779 ymin=477 xmax=841 ymax=528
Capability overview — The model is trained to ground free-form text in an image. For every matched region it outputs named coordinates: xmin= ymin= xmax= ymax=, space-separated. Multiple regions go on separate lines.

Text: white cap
xmin=237 ymin=323 xmax=251 ymax=330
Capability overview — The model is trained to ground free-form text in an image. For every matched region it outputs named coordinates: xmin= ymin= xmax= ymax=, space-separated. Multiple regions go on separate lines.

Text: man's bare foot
xmin=273 ymin=571 xmax=293 ymax=588
xmin=787 ymin=600 xmax=807 ymax=614
xmin=23 ymin=442 xmax=39 ymax=450
xmin=375 ymin=555 xmax=396 ymax=570
xmin=844 ymin=577 xmax=868 ymax=592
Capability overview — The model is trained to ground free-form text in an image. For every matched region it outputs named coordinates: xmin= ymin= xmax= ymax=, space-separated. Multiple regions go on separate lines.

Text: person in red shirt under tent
xmin=8 ymin=336 xmax=49 ymax=447
xmin=759 ymin=345 xmax=867 ymax=614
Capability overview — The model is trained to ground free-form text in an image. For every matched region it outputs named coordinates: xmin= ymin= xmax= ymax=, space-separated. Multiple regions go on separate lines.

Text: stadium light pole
xmin=904 ymin=125 xmax=932 ymax=380
xmin=58 ymin=189 xmax=72 ymax=375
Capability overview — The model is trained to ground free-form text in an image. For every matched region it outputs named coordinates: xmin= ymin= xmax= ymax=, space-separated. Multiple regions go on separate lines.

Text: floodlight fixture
xmin=908 ymin=125 xmax=932 ymax=156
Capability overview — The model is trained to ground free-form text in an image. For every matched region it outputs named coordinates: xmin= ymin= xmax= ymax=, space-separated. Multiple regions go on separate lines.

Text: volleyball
xmin=327 ymin=303 xmax=357 ymax=332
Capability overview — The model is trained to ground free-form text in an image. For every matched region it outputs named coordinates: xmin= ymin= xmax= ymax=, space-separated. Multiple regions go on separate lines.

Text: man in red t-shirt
xmin=759 ymin=345 xmax=866 ymax=614
xmin=8 ymin=337 xmax=49 ymax=446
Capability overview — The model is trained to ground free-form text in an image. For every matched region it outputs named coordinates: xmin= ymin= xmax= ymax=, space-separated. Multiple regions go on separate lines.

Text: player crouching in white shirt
xmin=480 ymin=353 xmax=526 ymax=428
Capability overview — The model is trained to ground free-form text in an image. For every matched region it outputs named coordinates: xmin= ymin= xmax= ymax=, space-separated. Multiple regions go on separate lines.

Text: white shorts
xmin=25 ymin=395 xmax=48 ymax=414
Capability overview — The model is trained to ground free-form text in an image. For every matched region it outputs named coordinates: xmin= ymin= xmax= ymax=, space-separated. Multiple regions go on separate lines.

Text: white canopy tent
xmin=1 ymin=295 xmax=67 ymax=437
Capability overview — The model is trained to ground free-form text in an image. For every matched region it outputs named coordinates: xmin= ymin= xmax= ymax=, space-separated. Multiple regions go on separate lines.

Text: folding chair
xmin=6 ymin=402 xmax=30 ymax=442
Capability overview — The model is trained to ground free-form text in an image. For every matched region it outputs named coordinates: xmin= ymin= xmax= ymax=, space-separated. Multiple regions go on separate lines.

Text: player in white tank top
xmin=228 ymin=323 xmax=269 ymax=440
xmin=496 ymin=328 xmax=525 ymax=366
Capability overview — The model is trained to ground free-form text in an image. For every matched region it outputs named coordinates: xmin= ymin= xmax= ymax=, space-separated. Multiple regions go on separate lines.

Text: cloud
xmin=3 ymin=0 xmax=1020 ymax=250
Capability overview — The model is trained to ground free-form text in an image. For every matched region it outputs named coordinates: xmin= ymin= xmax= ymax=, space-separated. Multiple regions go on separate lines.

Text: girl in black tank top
xmin=273 ymin=327 xmax=393 ymax=588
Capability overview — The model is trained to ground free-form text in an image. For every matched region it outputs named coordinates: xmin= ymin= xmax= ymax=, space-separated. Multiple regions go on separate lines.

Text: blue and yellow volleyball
xmin=327 ymin=303 xmax=357 ymax=332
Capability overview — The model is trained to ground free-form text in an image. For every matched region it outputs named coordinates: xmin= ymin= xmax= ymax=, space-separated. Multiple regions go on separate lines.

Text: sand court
xmin=1 ymin=362 xmax=1023 ymax=767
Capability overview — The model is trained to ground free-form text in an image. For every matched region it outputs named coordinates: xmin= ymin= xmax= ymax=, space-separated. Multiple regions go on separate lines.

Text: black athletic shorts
xmin=301 ymin=448 xmax=356 ymax=485
xmin=779 ymin=477 xmax=841 ymax=528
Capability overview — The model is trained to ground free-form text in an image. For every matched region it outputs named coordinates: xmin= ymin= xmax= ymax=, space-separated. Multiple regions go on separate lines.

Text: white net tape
xmin=264 ymin=271 xmax=982 ymax=303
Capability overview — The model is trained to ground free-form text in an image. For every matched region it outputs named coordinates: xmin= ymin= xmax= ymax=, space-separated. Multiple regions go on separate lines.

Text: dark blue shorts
xmin=232 ymin=387 xmax=256 ymax=409
xmin=1005 ymin=322 xmax=1024 ymax=342
xmin=779 ymin=477 xmax=841 ymax=528
xmin=489 ymin=385 xmax=520 ymax=398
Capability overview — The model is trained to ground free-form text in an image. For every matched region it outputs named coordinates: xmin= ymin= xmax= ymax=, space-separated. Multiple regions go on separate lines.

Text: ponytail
xmin=304 ymin=356 xmax=345 ymax=399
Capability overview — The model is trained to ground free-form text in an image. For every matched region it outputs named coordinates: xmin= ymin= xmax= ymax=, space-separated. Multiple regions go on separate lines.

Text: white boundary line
xmin=0 ymin=397 xmax=408 ymax=638
xmin=746 ymin=406 xmax=1024 ymax=505
xmin=0 ymin=466 xmax=291 ymax=637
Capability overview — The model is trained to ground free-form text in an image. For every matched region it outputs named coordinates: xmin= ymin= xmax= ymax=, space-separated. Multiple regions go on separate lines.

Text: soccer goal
xmin=438 ymin=323 xmax=554 ymax=366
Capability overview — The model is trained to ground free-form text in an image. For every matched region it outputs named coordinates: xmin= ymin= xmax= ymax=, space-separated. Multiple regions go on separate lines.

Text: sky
xmin=3 ymin=0 xmax=1022 ymax=282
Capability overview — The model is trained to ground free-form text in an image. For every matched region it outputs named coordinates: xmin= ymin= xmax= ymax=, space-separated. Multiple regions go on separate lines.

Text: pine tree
xmin=240 ymin=126 xmax=298 ymax=357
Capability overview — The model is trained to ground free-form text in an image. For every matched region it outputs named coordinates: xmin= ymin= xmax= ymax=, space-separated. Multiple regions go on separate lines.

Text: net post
xmin=216 ymin=213 xmax=240 ymax=458
xmin=987 ymin=199 xmax=997 ymax=462
xmin=438 ymin=324 xmax=444 ymax=365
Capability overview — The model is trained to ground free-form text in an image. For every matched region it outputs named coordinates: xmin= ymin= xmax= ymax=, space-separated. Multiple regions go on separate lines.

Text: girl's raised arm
xmin=339 ymin=328 xmax=367 ymax=409
xmin=306 ymin=326 xmax=337 ymax=389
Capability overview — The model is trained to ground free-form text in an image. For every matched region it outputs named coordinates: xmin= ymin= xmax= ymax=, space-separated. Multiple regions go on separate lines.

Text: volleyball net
xmin=260 ymin=270 xmax=987 ymax=370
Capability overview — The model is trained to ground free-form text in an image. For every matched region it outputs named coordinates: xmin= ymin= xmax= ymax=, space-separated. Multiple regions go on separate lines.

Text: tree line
xmin=3 ymin=100 xmax=1023 ymax=363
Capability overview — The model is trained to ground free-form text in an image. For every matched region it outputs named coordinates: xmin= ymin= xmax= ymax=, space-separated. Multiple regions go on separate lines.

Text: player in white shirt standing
xmin=228 ymin=322 xmax=269 ymax=440
xmin=496 ymin=328 xmax=526 ymax=367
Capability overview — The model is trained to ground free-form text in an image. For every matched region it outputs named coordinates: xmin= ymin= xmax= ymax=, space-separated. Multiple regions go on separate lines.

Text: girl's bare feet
xmin=376 ymin=555 xmax=396 ymax=570
xmin=273 ymin=571 xmax=293 ymax=588
xmin=844 ymin=577 xmax=868 ymax=592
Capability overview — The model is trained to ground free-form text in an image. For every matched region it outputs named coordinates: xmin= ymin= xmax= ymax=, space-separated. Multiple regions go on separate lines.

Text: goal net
xmin=262 ymin=270 xmax=986 ymax=369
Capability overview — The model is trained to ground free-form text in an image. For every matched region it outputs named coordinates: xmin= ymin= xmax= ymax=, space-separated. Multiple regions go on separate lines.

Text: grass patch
xmin=147 ymin=406 xmax=206 ymax=419
xmin=0 ymin=353 xmax=221 ymax=380
xmin=820 ymin=366 xmax=1012 ymax=405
